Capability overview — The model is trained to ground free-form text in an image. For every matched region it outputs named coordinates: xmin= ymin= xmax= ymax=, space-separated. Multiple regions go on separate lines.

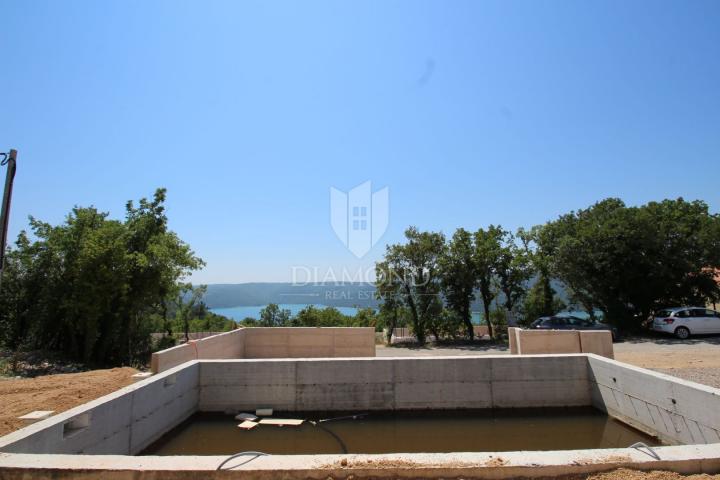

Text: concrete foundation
xmin=589 ymin=354 xmax=720 ymax=445
xmin=1 ymin=354 xmax=719 ymax=478
xmin=509 ymin=328 xmax=614 ymax=358
xmin=0 ymin=363 xmax=199 ymax=455
xmin=151 ymin=327 xmax=376 ymax=373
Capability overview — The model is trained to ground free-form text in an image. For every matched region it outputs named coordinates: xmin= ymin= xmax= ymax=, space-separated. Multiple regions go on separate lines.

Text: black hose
xmin=318 ymin=413 xmax=368 ymax=423
xmin=216 ymin=451 xmax=269 ymax=470
xmin=312 ymin=422 xmax=348 ymax=454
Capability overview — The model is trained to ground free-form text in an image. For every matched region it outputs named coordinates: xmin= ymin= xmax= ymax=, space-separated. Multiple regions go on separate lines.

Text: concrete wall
xmin=508 ymin=327 xmax=520 ymax=354
xmin=199 ymin=355 xmax=591 ymax=412
xmin=579 ymin=331 xmax=614 ymax=358
xmin=150 ymin=329 xmax=245 ymax=373
xmin=151 ymin=327 xmax=375 ymax=373
xmin=588 ymin=354 xmax=720 ymax=445
xmin=242 ymin=327 xmax=375 ymax=358
xmin=510 ymin=329 xmax=614 ymax=358
xmin=0 ymin=363 xmax=199 ymax=455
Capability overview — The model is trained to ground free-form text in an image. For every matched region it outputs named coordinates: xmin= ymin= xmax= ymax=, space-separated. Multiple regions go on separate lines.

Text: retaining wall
xmin=508 ymin=328 xmax=614 ymax=358
xmin=150 ymin=329 xmax=245 ymax=373
xmin=588 ymin=354 xmax=720 ymax=445
xmin=0 ymin=363 xmax=199 ymax=455
xmin=199 ymin=355 xmax=591 ymax=412
xmin=150 ymin=327 xmax=375 ymax=373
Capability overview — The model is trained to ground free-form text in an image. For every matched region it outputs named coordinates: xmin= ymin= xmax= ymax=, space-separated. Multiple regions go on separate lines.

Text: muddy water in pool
xmin=142 ymin=408 xmax=661 ymax=455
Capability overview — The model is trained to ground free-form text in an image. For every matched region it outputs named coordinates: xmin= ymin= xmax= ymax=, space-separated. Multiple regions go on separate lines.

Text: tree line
xmin=239 ymin=303 xmax=379 ymax=329
xmin=2 ymin=193 xmax=718 ymax=363
xmin=0 ymin=189 xmax=233 ymax=365
xmin=375 ymin=198 xmax=720 ymax=343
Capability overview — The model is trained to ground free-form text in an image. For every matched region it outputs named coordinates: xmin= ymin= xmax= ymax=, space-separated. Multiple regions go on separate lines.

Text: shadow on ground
xmin=381 ymin=339 xmax=509 ymax=352
xmin=619 ymin=332 xmax=720 ymax=346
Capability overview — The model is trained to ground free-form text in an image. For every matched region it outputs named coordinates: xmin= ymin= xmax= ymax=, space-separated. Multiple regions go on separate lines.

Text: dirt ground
xmin=614 ymin=337 xmax=720 ymax=388
xmin=0 ymin=367 xmax=137 ymax=436
xmin=585 ymin=469 xmax=719 ymax=480
xmin=377 ymin=335 xmax=720 ymax=388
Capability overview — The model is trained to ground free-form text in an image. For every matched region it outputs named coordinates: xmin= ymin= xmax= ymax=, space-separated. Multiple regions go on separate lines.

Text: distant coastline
xmin=201 ymin=280 xmax=568 ymax=312
xmin=210 ymin=303 xmax=362 ymax=321
xmin=202 ymin=283 xmax=380 ymax=309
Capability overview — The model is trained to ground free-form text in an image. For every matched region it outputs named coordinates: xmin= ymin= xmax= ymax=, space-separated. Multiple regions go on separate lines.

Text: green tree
xmin=0 ymin=188 xmax=203 ymax=365
xmin=539 ymin=198 xmax=720 ymax=329
xmin=174 ymin=284 xmax=207 ymax=342
xmin=439 ymin=228 xmax=477 ymax=340
xmin=473 ymin=226 xmax=504 ymax=338
xmin=375 ymin=227 xmax=445 ymax=345
xmin=495 ymin=230 xmax=532 ymax=322
xmin=521 ymin=277 xmax=566 ymax=324
xmin=258 ymin=303 xmax=291 ymax=327
xmin=377 ymin=297 xmax=403 ymax=344
xmin=350 ymin=307 xmax=378 ymax=328
xmin=238 ymin=317 xmax=259 ymax=326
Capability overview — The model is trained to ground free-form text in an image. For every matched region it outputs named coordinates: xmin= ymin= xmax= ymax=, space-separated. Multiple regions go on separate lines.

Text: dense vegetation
xmin=238 ymin=304 xmax=379 ymax=329
xmin=0 ymin=189 xmax=233 ymax=365
xmin=376 ymin=198 xmax=720 ymax=343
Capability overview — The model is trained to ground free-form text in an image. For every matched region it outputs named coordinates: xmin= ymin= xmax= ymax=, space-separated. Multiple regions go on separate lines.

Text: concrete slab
xmin=17 ymin=412 xmax=54 ymax=425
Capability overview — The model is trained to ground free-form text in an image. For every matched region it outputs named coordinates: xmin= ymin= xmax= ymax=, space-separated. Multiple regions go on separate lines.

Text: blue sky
xmin=1 ymin=0 xmax=719 ymax=283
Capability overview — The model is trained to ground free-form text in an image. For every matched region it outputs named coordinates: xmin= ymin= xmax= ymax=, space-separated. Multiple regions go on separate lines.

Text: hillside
xmin=202 ymin=281 xmax=569 ymax=310
xmin=203 ymin=283 xmax=381 ymax=309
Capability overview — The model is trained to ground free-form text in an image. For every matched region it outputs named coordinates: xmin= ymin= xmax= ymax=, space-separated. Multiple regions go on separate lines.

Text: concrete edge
xmin=197 ymin=353 xmax=591 ymax=363
xmin=1 ymin=445 xmax=719 ymax=478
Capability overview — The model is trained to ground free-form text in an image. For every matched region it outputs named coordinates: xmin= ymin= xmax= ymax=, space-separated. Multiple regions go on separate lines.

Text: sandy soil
xmin=0 ymin=367 xmax=137 ymax=436
xmin=586 ymin=469 xmax=720 ymax=480
xmin=614 ymin=338 xmax=720 ymax=369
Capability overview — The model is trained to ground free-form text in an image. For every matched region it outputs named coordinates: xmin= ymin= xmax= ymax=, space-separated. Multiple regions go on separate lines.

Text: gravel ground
xmin=377 ymin=335 xmax=720 ymax=389
xmin=651 ymin=367 xmax=720 ymax=389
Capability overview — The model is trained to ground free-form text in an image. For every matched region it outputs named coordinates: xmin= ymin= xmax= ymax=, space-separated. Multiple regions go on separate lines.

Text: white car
xmin=652 ymin=307 xmax=720 ymax=339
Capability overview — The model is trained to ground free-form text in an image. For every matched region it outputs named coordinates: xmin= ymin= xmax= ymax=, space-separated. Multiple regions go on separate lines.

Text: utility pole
xmin=0 ymin=149 xmax=17 ymax=292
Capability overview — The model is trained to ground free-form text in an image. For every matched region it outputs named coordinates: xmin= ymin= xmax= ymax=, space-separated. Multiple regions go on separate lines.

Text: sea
xmin=211 ymin=304 xmax=487 ymax=324
xmin=210 ymin=304 xmax=361 ymax=321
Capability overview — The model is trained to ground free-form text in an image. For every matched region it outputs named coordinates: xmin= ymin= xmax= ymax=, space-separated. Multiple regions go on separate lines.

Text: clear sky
xmin=1 ymin=0 xmax=719 ymax=283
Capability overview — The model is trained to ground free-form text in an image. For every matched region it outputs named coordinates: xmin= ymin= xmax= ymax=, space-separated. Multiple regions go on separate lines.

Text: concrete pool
xmin=143 ymin=409 xmax=660 ymax=455
xmin=1 ymin=354 xmax=719 ymax=478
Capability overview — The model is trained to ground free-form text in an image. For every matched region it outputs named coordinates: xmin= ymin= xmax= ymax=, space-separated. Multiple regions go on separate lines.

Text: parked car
xmin=651 ymin=307 xmax=720 ymax=339
xmin=529 ymin=315 xmax=619 ymax=341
